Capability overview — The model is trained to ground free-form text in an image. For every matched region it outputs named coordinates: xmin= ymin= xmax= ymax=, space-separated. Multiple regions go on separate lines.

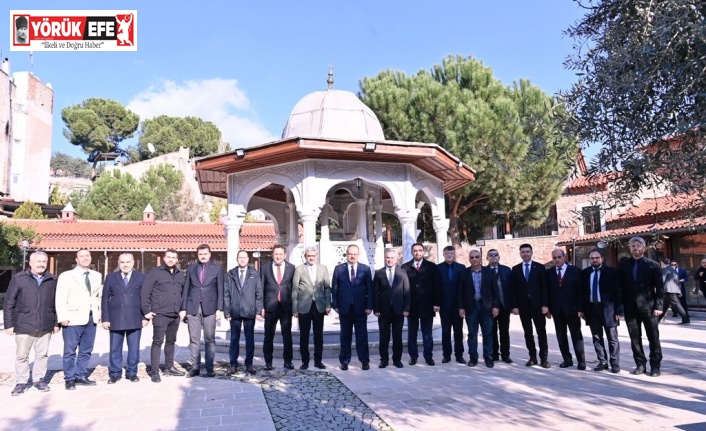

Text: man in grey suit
xmin=373 ymin=248 xmax=410 ymax=369
xmin=292 ymin=246 xmax=331 ymax=370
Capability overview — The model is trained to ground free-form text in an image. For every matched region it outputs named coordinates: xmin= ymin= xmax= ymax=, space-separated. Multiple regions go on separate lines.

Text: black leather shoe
xmin=393 ymin=361 xmax=404 ymax=368
xmin=187 ymin=368 xmax=200 ymax=378
xmin=339 ymin=363 xmax=348 ymax=371
xmin=379 ymin=361 xmax=388 ymax=369
xmin=127 ymin=375 xmax=140 ymax=382
xmin=246 ymin=366 xmax=256 ymax=375
xmin=492 ymin=356 xmax=500 ymax=362
xmin=541 ymin=361 xmax=551 ymax=369
xmin=594 ymin=362 xmax=609 ymax=371
xmin=409 ymin=358 xmax=417 ymax=366
xmin=632 ymin=365 xmax=646 ymax=375
xmin=467 ymin=358 xmax=478 ymax=367
xmin=107 ymin=376 xmax=121 ymax=384
xmin=502 ymin=357 xmax=513 ymax=364
xmin=650 ymin=368 xmax=661 ymax=377
xmin=300 ymin=363 xmax=309 ymax=370
xmin=525 ymin=359 xmax=538 ymax=367
xmin=65 ymin=380 xmax=76 ymax=390
xmin=314 ymin=362 xmax=326 ymax=370
xmin=559 ymin=361 xmax=574 ymax=368
xmin=74 ymin=377 xmax=97 ymax=386
xmin=425 ymin=359 xmax=435 ymax=366
xmin=611 ymin=366 xmax=620 ymax=374
xmin=678 ymin=320 xmax=691 ymax=325
xmin=442 ymin=357 xmax=451 ymax=363
xmin=455 ymin=356 xmax=465 ymax=364
xmin=227 ymin=365 xmax=237 ymax=375
xmin=577 ymin=363 xmax=587 ymax=371
xmin=150 ymin=372 xmax=161 ymax=383
xmin=164 ymin=367 xmax=185 ymax=376
xmin=283 ymin=362 xmax=294 ymax=370
xmin=264 ymin=363 xmax=273 ymax=371
xmin=485 ymin=360 xmax=494 ymax=368
xmin=362 ymin=362 xmax=370 ymax=370
xmin=206 ymin=370 xmax=216 ymax=378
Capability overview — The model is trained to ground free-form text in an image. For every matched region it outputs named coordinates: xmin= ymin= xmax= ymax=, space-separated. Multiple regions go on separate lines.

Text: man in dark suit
xmin=546 ymin=249 xmax=586 ymax=370
xmin=487 ymin=249 xmax=513 ymax=364
xmin=224 ymin=250 xmax=263 ymax=375
xmin=437 ymin=246 xmax=466 ymax=364
xmin=458 ymin=250 xmax=500 ymax=368
xmin=261 ymin=244 xmax=296 ymax=370
xmin=402 ymin=243 xmax=441 ymax=366
xmin=374 ymin=248 xmax=410 ymax=369
xmin=332 ymin=244 xmax=374 ymax=370
xmin=181 ymin=244 xmax=224 ymax=378
xmin=695 ymin=257 xmax=706 ymax=298
xmin=618 ymin=236 xmax=664 ymax=377
xmin=292 ymin=246 xmax=331 ymax=370
xmin=510 ymin=243 xmax=550 ymax=368
xmin=669 ymin=260 xmax=689 ymax=321
xmin=102 ymin=253 xmax=147 ymax=384
xmin=580 ymin=249 xmax=623 ymax=373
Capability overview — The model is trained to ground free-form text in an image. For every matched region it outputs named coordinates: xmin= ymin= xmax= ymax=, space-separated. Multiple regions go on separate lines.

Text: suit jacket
xmin=373 ymin=266 xmax=410 ymax=316
xmin=486 ymin=264 xmax=512 ymax=310
xmin=224 ymin=266 xmax=263 ymax=319
xmin=56 ymin=266 xmax=103 ymax=326
xmin=332 ymin=262 xmax=374 ymax=315
xmin=437 ymin=261 xmax=466 ymax=311
xmin=182 ymin=261 xmax=224 ymax=316
xmin=292 ymin=264 xmax=331 ymax=314
xmin=546 ymin=264 xmax=582 ymax=316
xmin=661 ymin=266 xmax=681 ymax=294
xmin=457 ymin=266 xmax=500 ymax=312
xmin=101 ymin=270 xmax=146 ymax=331
xmin=618 ymin=256 xmax=664 ymax=317
xmin=579 ymin=265 xmax=623 ymax=327
xmin=261 ymin=261 xmax=296 ymax=313
xmin=509 ymin=260 xmax=548 ymax=311
xmin=402 ymin=259 xmax=441 ymax=318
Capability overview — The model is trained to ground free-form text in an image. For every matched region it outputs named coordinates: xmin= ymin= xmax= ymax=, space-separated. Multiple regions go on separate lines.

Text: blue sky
xmin=2 ymin=0 xmax=588 ymax=160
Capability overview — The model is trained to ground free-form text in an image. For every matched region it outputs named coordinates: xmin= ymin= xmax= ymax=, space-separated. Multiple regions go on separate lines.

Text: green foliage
xmin=13 ymin=201 xmax=46 ymax=219
xmin=209 ymin=199 xmax=227 ymax=222
xmin=48 ymin=186 xmax=68 ymax=206
xmin=138 ymin=116 xmax=224 ymax=159
xmin=0 ymin=223 xmax=39 ymax=266
xmin=50 ymin=152 xmax=91 ymax=177
xmin=359 ymin=55 xmax=578 ymax=243
xmin=61 ymin=98 xmax=140 ymax=154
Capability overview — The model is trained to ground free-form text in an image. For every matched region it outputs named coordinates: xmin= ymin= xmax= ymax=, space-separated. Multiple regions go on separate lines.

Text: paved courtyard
xmin=0 ymin=312 xmax=705 ymax=430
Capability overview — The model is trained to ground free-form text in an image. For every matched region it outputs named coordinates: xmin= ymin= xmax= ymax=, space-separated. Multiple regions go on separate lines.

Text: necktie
xmin=493 ymin=267 xmax=499 ymax=281
xmin=524 ymin=263 xmax=530 ymax=281
xmin=276 ymin=264 xmax=282 ymax=302
xmin=123 ymin=272 xmax=129 ymax=286
xmin=592 ymin=269 xmax=599 ymax=302
xmin=448 ymin=265 xmax=453 ymax=282
xmin=557 ymin=268 xmax=562 ymax=287
xmin=84 ymin=271 xmax=91 ymax=293
xmin=239 ymin=269 xmax=245 ymax=285
xmin=415 ymin=262 xmax=421 ymax=271
xmin=388 ymin=267 xmax=394 ymax=286
xmin=350 ymin=265 xmax=356 ymax=282
xmin=632 ymin=260 xmax=638 ymax=281
xmin=199 ymin=264 xmax=205 ymax=284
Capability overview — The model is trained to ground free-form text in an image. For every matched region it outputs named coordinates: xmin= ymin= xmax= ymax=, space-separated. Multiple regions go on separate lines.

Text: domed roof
xmin=281 ymin=73 xmax=385 ymax=141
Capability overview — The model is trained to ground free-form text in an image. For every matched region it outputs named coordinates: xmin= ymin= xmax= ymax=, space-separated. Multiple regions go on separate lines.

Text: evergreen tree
xmin=13 ymin=201 xmax=46 ymax=219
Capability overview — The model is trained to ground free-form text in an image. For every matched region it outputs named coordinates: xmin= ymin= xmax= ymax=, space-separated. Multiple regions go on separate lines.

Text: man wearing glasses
xmin=669 ymin=261 xmax=689 ymax=321
xmin=486 ymin=249 xmax=513 ymax=364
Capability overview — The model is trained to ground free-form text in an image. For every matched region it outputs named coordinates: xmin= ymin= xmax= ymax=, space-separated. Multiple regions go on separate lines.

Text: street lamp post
xmin=21 ymin=239 xmax=30 ymax=270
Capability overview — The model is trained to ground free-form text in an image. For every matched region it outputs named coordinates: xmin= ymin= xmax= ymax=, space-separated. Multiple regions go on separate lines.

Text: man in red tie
xmin=261 ymin=244 xmax=295 ymax=370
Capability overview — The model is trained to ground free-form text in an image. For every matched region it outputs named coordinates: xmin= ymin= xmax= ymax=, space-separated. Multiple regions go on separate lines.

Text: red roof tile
xmin=611 ymin=193 xmax=702 ymax=221
xmin=565 ymin=174 xmax=609 ymax=193
xmin=2 ymin=219 xmax=277 ymax=251
xmin=557 ymin=216 xmax=706 ymax=245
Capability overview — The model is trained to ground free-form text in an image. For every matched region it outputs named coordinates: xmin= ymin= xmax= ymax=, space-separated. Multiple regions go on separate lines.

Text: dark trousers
xmin=338 ymin=308 xmax=369 ymax=364
xmin=229 ymin=317 xmax=255 ymax=366
xmin=465 ymin=302 xmax=494 ymax=362
xmin=588 ymin=303 xmax=620 ymax=366
xmin=626 ymin=311 xmax=662 ymax=369
xmin=62 ymin=313 xmax=97 ymax=381
xmin=408 ymin=316 xmax=434 ymax=361
xmin=298 ymin=303 xmax=324 ymax=364
xmin=664 ymin=293 xmax=689 ymax=322
xmin=186 ymin=305 xmax=217 ymax=371
xmin=439 ymin=307 xmax=464 ymax=359
xmin=672 ymin=284 xmax=689 ymax=318
xmin=492 ymin=306 xmax=511 ymax=360
xmin=263 ymin=302 xmax=293 ymax=364
xmin=108 ymin=328 xmax=142 ymax=377
xmin=151 ymin=314 xmax=180 ymax=371
xmin=518 ymin=305 xmax=548 ymax=361
xmin=378 ymin=314 xmax=404 ymax=363
xmin=553 ymin=312 xmax=585 ymax=364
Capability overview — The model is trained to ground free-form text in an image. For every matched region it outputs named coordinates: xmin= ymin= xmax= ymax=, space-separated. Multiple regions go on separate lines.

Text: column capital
xmin=297 ymin=206 xmax=321 ymax=223
xmin=433 ymin=218 xmax=450 ymax=231
xmin=396 ymin=208 xmax=419 ymax=224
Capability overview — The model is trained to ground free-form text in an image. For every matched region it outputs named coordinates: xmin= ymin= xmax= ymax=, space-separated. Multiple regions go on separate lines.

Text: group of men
xmin=2 ymin=236 xmax=692 ymax=396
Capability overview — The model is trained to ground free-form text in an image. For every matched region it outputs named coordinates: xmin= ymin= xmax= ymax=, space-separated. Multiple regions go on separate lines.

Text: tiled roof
xmin=556 ymin=216 xmax=706 ymax=245
xmin=610 ymin=193 xmax=701 ymax=221
xmin=2 ymin=219 xmax=277 ymax=251
xmin=565 ymin=174 xmax=609 ymax=193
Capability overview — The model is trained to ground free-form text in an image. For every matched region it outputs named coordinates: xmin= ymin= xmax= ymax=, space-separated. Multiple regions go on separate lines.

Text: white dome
xmin=281 ymin=89 xmax=385 ymax=141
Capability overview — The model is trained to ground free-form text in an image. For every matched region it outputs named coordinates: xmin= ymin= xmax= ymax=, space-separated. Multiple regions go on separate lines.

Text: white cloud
xmin=127 ymin=78 xmax=277 ymax=148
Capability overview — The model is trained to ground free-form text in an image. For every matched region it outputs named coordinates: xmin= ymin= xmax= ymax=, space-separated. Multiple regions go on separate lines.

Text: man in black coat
xmin=4 ymin=251 xmax=58 ymax=395
xmin=486 ymin=249 xmax=514 ymax=364
xmin=180 ymin=244 xmax=224 ymax=378
xmin=261 ymin=244 xmax=296 ymax=370
xmin=101 ymin=253 xmax=147 ymax=384
xmin=374 ymin=248 xmax=410 ymax=369
xmin=141 ymin=249 xmax=187 ymax=382
xmin=224 ymin=250 xmax=263 ymax=375
xmin=618 ymin=236 xmax=664 ymax=377
xmin=437 ymin=246 xmax=466 ymax=364
xmin=458 ymin=250 xmax=500 ymax=368
xmin=546 ymin=249 xmax=586 ymax=370
xmin=402 ymin=243 xmax=441 ymax=366
xmin=510 ymin=243 xmax=550 ymax=368
xmin=580 ymin=249 xmax=623 ymax=373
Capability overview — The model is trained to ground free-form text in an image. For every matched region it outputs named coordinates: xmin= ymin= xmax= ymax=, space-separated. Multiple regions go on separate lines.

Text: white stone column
xmin=224 ymin=214 xmax=245 ymax=270
xmin=397 ymin=208 xmax=420 ymax=262
xmin=298 ymin=207 xmax=321 ymax=248
xmin=320 ymin=205 xmax=330 ymax=242
xmin=287 ymin=201 xmax=298 ymax=248
xmin=374 ymin=202 xmax=384 ymax=269
xmin=356 ymin=198 xmax=368 ymax=240
xmin=433 ymin=218 xmax=450 ymax=263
